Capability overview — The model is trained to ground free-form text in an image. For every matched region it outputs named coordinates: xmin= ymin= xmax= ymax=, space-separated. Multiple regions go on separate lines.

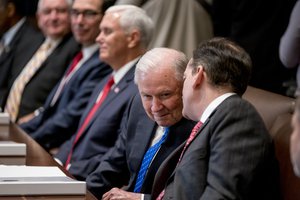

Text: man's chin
xmin=182 ymin=111 xmax=191 ymax=120
xmin=155 ymin=119 xmax=170 ymax=127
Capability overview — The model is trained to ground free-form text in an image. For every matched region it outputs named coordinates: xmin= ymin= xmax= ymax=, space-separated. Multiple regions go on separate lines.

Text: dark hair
xmin=191 ymin=37 xmax=252 ymax=96
xmin=3 ymin=0 xmax=36 ymax=16
xmin=71 ymin=0 xmax=115 ymax=15
xmin=102 ymin=0 xmax=116 ymax=14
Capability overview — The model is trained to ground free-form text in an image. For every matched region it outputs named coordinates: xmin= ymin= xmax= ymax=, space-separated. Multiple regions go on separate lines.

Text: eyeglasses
xmin=70 ymin=9 xmax=101 ymax=20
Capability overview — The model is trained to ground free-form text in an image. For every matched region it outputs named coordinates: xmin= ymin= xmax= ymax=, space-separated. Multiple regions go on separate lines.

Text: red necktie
xmin=156 ymin=121 xmax=203 ymax=200
xmin=66 ymin=51 xmax=83 ymax=76
xmin=64 ymin=76 xmax=115 ymax=169
xmin=178 ymin=121 xmax=203 ymax=162
xmin=50 ymin=51 xmax=83 ymax=106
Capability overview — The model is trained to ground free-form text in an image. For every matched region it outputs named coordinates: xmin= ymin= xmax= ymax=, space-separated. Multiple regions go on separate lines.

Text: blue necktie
xmin=134 ymin=127 xmax=169 ymax=193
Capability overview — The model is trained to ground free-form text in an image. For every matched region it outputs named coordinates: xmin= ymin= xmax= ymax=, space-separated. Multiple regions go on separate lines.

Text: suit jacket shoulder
xmin=21 ymin=51 xmax=112 ymax=149
xmin=0 ymin=19 xmax=44 ymax=108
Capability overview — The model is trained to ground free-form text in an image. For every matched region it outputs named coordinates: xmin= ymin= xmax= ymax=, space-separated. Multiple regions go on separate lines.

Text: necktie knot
xmin=177 ymin=121 xmax=203 ymax=163
xmin=106 ymin=76 xmax=115 ymax=88
xmin=66 ymin=51 xmax=83 ymax=76
xmin=41 ymin=40 xmax=52 ymax=51
xmin=191 ymin=121 xmax=203 ymax=135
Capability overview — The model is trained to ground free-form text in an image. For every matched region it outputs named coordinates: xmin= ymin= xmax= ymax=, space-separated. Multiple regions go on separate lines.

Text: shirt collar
xmin=2 ymin=17 xmax=26 ymax=46
xmin=43 ymin=37 xmax=62 ymax=52
xmin=200 ymin=93 xmax=236 ymax=123
xmin=82 ymin=43 xmax=98 ymax=61
xmin=112 ymin=57 xmax=140 ymax=85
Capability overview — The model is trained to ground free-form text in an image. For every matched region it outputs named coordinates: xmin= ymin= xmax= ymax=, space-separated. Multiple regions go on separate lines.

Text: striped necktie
xmin=5 ymin=40 xmax=52 ymax=122
xmin=134 ymin=127 xmax=169 ymax=193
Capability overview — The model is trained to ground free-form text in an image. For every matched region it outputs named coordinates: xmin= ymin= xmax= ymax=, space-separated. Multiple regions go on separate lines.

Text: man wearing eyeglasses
xmin=21 ymin=0 xmax=113 ymax=151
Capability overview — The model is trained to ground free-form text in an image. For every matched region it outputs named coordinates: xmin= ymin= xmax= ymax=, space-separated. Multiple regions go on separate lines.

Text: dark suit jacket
xmin=55 ymin=65 xmax=138 ymax=180
xmin=2 ymin=33 xmax=80 ymax=119
xmin=20 ymin=50 xmax=112 ymax=150
xmin=151 ymin=95 xmax=280 ymax=200
xmin=0 ymin=19 xmax=44 ymax=108
xmin=86 ymin=94 xmax=195 ymax=199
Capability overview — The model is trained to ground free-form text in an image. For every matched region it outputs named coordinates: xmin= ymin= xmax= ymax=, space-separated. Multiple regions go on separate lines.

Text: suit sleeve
xmin=29 ymin=63 xmax=111 ymax=149
xmin=54 ymin=137 xmax=72 ymax=164
xmin=20 ymin=110 xmax=44 ymax=133
xmin=85 ymin=98 xmax=135 ymax=199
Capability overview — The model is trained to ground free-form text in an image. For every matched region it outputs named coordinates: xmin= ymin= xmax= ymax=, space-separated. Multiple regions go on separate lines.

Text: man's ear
xmin=193 ymin=65 xmax=204 ymax=89
xmin=7 ymin=3 xmax=16 ymax=17
xmin=127 ymin=29 xmax=141 ymax=48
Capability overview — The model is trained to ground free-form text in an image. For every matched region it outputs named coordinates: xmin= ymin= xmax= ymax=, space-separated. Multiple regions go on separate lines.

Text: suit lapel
xmin=87 ymin=65 xmax=135 ymax=124
xmin=133 ymin=120 xmax=157 ymax=176
xmin=98 ymin=66 xmax=135 ymax=112
xmin=45 ymin=51 xmax=99 ymax=109
xmin=75 ymin=65 xmax=135 ymax=143
xmin=153 ymin=118 xmax=209 ymax=197
xmin=0 ymin=21 xmax=26 ymax=63
xmin=152 ymin=142 xmax=185 ymax=199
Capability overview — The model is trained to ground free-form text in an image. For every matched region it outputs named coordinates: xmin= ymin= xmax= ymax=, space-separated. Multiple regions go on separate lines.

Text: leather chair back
xmin=243 ymin=86 xmax=299 ymax=200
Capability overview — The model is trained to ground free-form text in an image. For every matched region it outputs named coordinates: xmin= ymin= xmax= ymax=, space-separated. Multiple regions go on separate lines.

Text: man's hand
xmin=102 ymin=188 xmax=142 ymax=200
xmin=17 ymin=112 xmax=35 ymax=124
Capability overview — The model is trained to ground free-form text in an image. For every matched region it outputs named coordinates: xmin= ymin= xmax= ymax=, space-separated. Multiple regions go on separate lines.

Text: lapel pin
xmin=114 ymin=87 xmax=120 ymax=93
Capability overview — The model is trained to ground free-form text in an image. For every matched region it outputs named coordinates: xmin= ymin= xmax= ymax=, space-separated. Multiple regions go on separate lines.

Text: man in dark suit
xmin=0 ymin=0 xmax=43 ymax=110
xmin=54 ymin=5 xmax=154 ymax=181
xmin=20 ymin=0 xmax=113 ymax=150
xmin=86 ymin=48 xmax=195 ymax=200
xmin=3 ymin=0 xmax=80 ymax=122
xmin=152 ymin=38 xmax=280 ymax=200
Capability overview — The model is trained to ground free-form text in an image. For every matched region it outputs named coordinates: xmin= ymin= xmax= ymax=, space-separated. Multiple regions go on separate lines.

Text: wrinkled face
xmin=96 ymin=12 xmax=129 ymax=68
xmin=182 ymin=59 xmax=198 ymax=121
xmin=71 ymin=0 xmax=103 ymax=46
xmin=37 ymin=0 xmax=70 ymax=39
xmin=290 ymin=111 xmax=300 ymax=177
xmin=138 ymin=67 xmax=183 ymax=127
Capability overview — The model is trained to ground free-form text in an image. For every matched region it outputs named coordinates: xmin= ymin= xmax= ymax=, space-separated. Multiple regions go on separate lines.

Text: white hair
xmin=105 ymin=5 xmax=154 ymax=48
xmin=135 ymin=47 xmax=188 ymax=84
xmin=37 ymin=0 xmax=72 ymax=11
